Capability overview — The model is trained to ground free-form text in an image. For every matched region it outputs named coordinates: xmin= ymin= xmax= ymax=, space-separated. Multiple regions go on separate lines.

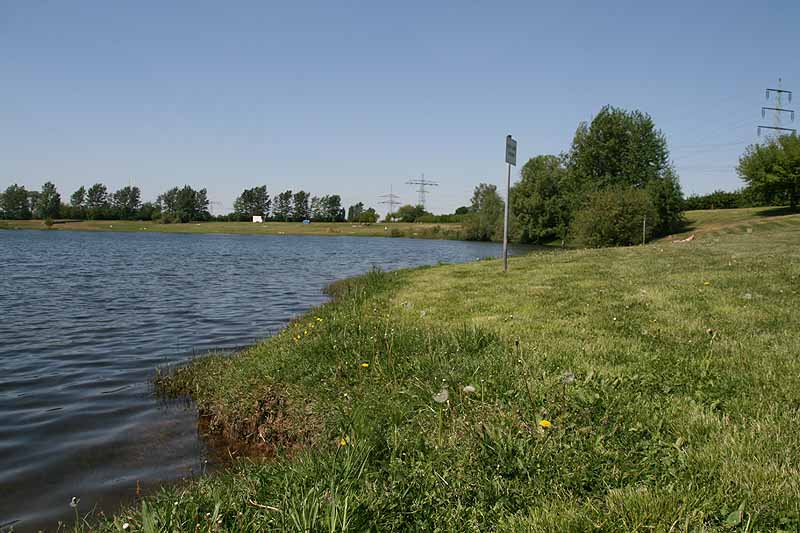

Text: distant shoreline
xmin=0 ymin=219 xmax=467 ymax=241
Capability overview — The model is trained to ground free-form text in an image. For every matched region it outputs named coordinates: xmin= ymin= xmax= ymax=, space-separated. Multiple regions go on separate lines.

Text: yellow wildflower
xmin=361 ymin=362 xmax=369 ymax=368
xmin=703 ymin=281 xmax=711 ymax=286
xmin=339 ymin=437 xmax=348 ymax=446
xmin=539 ymin=419 xmax=552 ymax=429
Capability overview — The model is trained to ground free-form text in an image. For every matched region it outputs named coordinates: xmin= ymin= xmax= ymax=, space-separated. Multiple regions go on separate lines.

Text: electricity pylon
xmin=759 ymin=78 xmax=795 ymax=136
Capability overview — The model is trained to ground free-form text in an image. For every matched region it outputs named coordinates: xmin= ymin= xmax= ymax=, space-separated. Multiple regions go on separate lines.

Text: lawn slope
xmin=89 ymin=210 xmax=800 ymax=532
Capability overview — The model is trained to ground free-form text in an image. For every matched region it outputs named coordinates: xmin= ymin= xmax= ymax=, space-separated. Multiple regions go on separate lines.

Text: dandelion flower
xmin=361 ymin=362 xmax=369 ymax=368
xmin=539 ymin=419 xmax=552 ymax=429
xmin=339 ymin=437 xmax=348 ymax=446
xmin=463 ymin=385 xmax=476 ymax=394
xmin=433 ymin=388 xmax=449 ymax=404
xmin=703 ymin=281 xmax=711 ymax=286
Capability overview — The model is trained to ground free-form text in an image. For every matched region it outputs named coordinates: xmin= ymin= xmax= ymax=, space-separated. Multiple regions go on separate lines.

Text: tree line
xmin=0 ymin=182 xmax=214 ymax=223
xmin=462 ymin=105 xmax=799 ymax=246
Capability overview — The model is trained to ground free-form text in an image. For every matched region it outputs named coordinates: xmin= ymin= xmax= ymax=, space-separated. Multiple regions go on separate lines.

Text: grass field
xmin=0 ymin=218 xmax=465 ymax=240
xmin=69 ymin=208 xmax=800 ymax=531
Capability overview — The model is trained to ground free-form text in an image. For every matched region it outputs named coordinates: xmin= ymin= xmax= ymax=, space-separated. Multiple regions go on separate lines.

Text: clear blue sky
xmin=1 ymin=1 xmax=797 ymax=215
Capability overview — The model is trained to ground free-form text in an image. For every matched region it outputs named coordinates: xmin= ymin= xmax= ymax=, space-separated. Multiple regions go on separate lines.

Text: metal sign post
xmin=503 ymin=134 xmax=517 ymax=272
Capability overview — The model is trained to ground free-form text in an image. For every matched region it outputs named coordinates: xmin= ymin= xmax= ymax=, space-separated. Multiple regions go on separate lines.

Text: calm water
xmin=0 ymin=230 xmax=522 ymax=531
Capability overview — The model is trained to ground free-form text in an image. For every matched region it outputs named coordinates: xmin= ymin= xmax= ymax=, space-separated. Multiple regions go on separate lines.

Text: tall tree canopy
xmin=273 ymin=190 xmax=293 ymax=221
xmin=233 ymin=185 xmax=271 ymax=219
xmin=36 ymin=181 xmax=61 ymax=219
xmin=0 ymin=184 xmax=32 ymax=219
xmin=158 ymin=185 xmax=210 ymax=222
xmin=738 ymin=134 xmax=800 ymax=211
xmin=112 ymin=186 xmax=142 ymax=220
xmin=512 ymin=155 xmax=571 ymax=243
xmin=291 ymin=191 xmax=310 ymax=221
xmin=465 ymin=183 xmax=504 ymax=241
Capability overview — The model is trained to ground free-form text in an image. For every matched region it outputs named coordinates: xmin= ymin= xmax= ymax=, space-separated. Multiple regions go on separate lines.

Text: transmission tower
xmin=758 ymin=78 xmax=795 ymax=136
xmin=379 ymin=185 xmax=400 ymax=217
xmin=405 ymin=173 xmax=439 ymax=209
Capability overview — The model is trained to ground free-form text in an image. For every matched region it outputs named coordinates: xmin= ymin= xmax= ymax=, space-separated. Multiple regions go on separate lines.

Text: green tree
xmin=357 ymin=207 xmax=379 ymax=223
xmin=568 ymin=106 xmax=670 ymax=191
xmin=564 ymin=105 xmax=683 ymax=237
xmin=347 ymin=202 xmax=365 ymax=222
xmin=233 ymin=185 xmax=271 ymax=220
xmin=86 ymin=183 xmax=110 ymax=219
xmin=273 ymin=190 xmax=293 ymax=221
xmin=512 ymin=155 xmax=571 ymax=243
xmin=112 ymin=186 xmax=142 ymax=219
xmin=36 ymin=182 xmax=61 ymax=219
xmin=158 ymin=185 xmax=210 ymax=222
xmin=395 ymin=204 xmax=427 ymax=223
xmin=321 ymin=195 xmax=344 ymax=221
xmin=737 ymin=134 xmax=800 ymax=211
xmin=0 ymin=184 xmax=32 ymax=219
xmin=70 ymin=186 xmax=86 ymax=208
xmin=291 ymin=191 xmax=310 ymax=221
xmin=572 ymin=187 xmax=657 ymax=247
xmin=454 ymin=206 xmax=470 ymax=215
xmin=464 ymin=184 xmax=504 ymax=241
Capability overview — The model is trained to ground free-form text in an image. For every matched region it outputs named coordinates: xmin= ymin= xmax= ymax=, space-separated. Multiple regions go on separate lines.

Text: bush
xmin=572 ymin=188 xmax=657 ymax=247
xmin=44 ymin=217 xmax=54 ymax=227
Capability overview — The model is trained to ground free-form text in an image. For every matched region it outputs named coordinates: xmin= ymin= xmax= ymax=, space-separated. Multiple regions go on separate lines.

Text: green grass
xmin=0 ymin=219 xmax=465 ymax=240
xmin=71 ymin=210 xmax=800 ymax=532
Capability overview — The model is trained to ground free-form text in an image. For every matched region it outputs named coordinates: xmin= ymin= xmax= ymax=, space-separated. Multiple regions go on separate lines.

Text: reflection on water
xmin=0 ymin=230 xmax=524 ymax=531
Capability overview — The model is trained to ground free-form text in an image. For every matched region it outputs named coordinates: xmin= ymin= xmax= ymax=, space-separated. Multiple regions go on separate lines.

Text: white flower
xmin=433 ymin=388 xmax=449 ymax=404
xmin=122 ymin=523 xmax=130 ymax=530
xmin=463 ymin=385 xmax=476 ymax=394
xmin=70 ymin=496 xmax=80 ymax=508
xmin=561 ymin=371 xmax=575 ymax=385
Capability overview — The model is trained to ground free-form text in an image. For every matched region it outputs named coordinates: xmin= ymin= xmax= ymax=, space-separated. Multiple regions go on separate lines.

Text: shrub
xmin=572 ymin=187 xmax=657 ymax=247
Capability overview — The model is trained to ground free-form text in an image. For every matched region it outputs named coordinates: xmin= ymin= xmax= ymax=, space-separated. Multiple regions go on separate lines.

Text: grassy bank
xmin=0 ymin=219 xmax=464 ymax=240
xmin=79 ymin=209 xmax=800 ymax=531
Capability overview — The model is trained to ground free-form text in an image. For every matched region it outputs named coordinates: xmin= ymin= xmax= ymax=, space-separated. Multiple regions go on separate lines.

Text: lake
xmin=0 ymin=229 xmax=526 ymax=531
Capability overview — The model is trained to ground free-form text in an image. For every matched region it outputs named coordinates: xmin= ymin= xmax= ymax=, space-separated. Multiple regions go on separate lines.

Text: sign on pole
xmin=502 ymin=135 xmax=516 ymax=272
xmin=505 ymin=135 xmax=517 ymax=166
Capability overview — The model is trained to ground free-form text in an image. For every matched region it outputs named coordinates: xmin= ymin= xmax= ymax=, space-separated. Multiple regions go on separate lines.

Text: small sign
xmin=505 ymin=135 xmax=517 ymax=166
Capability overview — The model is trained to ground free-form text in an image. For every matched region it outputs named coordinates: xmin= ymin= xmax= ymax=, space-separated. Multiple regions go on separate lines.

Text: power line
xmin=405 ymin=173 xmax=439 ymax=209
xmin=759 ymin=78 xmax=795 ymax=136
xmin=379 ymin=185 xmax=400 ymax=216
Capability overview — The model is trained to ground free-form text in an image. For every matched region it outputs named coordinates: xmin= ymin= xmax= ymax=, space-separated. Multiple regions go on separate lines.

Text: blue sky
xmin=1 ymin=1 xmax=797 ymax=215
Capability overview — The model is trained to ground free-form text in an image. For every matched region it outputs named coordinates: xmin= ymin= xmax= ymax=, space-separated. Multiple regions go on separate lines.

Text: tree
xmin=310 ymin=196 xmax=322 ymax=221
xmin=464 ymin=184 xmax=504 ymax=241
xmin=291 ymin=191 xmax=310 ymax=221
xmin=347 ymin=202 xmax=365 ymax=222
xmin=112 ymin=186 xmax=142 ymax=219
xmin=33 ymin=182 xmax=60 ymax=219
xmin=512 ymin=155 xmax=571 ymax=243
xmin=273 ymin=190 xmax=293 ymax=221
xmin=0 ymin=184 xmax=32 ymax=219
xmin=70 ymin=187 xmax=86 ymax=208
xmin=572 ymin=187 xmax=657 ymax=247
xmin=454 ymin=206 xmax=470 ymax=215
xmin=158 ymin=185 xmax=210 ymax=222
xmin=358 ymin=207 xmax=379 ymax=223
xmin=395 ymin=204 xmax=427 ymax=223
xmin=567 ymin=105 xmax=671 ymax=192
xmin=321 ymin=195 xmax=344 ymax=221
xmin=738 ymin=134 xmax=800 ymax=211
xmin=86 ymin=183 xmax=110 ymax=219
xmin=233 ymin=185 xmax=271 ymax=220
